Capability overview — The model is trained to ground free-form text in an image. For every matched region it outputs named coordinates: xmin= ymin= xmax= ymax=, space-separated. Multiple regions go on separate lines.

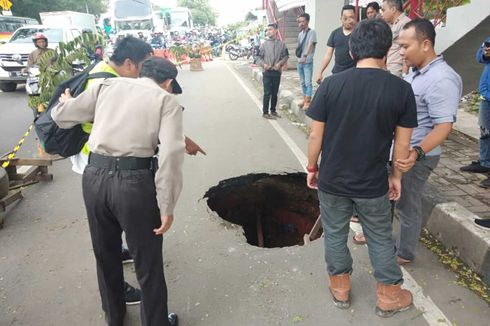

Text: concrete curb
xmin=244 ymin=65 xmax=490 ymax=284
xmin=426 ymin=202 xmax=490 ymax=283
xmin=453 ymin=109 xmax=480 ymax=141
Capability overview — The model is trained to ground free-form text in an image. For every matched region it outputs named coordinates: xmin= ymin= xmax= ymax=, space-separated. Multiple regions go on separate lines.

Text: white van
xmin=0 ymin=25 xmax=83 ymax=92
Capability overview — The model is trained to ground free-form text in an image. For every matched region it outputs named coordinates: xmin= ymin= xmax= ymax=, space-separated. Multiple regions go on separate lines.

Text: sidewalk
xmin=236 ymin=62 xmax=490 ymax=284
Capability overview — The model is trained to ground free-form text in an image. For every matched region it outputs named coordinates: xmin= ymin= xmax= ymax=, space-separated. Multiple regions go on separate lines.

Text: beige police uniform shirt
xmin=387 ymin=13 xmax=411 ymax=77
xmin=51 ymin=77 xmax=185 ymax=216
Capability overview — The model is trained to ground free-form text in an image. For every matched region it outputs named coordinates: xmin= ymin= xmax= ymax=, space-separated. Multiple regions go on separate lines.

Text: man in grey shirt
xmin=257 ymin=23 xmax=289 ymax=119
xmin=297 ymin=13 xmax=317 ymax=110
xmin=394 ymin=19 xmax=462 ymax=265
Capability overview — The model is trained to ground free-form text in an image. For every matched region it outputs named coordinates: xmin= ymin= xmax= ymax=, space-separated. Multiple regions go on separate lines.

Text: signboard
xmin=0 ymin=0 xmax=12 ymax=11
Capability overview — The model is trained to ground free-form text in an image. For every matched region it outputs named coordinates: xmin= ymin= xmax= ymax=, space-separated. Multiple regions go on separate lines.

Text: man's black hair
xmin=299 ymin=13 xmax=310 ymax=22
xmin=268 ymin=23 xmax=278 ymax=29
xmin=403 ymin=18 xmax=436 ymax=46
xmin=342 ymin=4 xmax=356 ymax=15
xmin=366 ymin=2 xmax=380 ymax=12
xmin=383 ymin=0 xmax=403 ymax=12
xmin=110 ymin=36 xmax=153 ymax=66
xmin=349 ymin=18 xmax=392 ymax=61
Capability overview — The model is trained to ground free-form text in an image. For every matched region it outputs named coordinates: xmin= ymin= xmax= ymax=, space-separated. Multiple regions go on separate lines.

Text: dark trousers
xmin=262 ymin=72 xmax=281 ymax=114
xmin=82 ymin=165 xmax=169 ymax=326
xmin=395 ymin=156 xmax=440 ymax=261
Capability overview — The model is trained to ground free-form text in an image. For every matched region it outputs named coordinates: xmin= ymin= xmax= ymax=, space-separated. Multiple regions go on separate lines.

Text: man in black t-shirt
xmin=315 ymin=5 xmax=357 ymax=84
xmin=306 ymin=19 xmax=417 ymax=317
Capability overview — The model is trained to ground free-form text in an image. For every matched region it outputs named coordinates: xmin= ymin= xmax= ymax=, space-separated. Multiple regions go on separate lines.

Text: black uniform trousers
xmin=82 ymin=165 xmax=169 ymax=326
xmin=262 ymin=71 xmax=281 ymax=114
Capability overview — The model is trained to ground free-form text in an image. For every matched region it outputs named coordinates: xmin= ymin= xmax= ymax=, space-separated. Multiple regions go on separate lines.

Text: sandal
xmin=352 ymin=233 xmax=367 ymax=245
xmin=396 ymin=256 xmax=412 ymax=265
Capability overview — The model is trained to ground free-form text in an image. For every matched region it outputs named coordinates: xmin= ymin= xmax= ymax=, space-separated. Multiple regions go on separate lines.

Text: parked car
xmin=0 ymin=15 xmax=39 ymax=43
xmin=0 ymin=25 xmax=83 ymax=92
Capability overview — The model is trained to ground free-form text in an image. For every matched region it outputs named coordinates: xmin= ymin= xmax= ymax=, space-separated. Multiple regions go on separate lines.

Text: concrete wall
xmin=442 ymin=16 xmax=490 ymax=94
xmin=435 ymin=0 xmax=490 ymax=54
xmin=304 ymin=0 xmax=345 ymax=78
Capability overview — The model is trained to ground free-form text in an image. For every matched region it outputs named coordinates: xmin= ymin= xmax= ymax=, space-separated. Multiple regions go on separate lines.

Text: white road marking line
xmin=225 ymin=64 xmax=307 ymax=169
xmin=225 ymin=62 xmax=453 ymax=326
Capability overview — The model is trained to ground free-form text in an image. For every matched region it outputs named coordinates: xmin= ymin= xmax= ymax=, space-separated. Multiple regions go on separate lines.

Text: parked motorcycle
xmin=224 ymin=41 xmax=238 ymax=53
xmin=228 ymin=43 xmax=255 ymax=61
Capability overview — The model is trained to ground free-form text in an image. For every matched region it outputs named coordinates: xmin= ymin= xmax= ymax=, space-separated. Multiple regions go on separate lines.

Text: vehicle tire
xmin=228 ymin=52 xmax=239 ymax=61
xmin=0 ymin=167 xmax=8 ymax=200
xmin=0 ymin=82 xmax=17 ymax=92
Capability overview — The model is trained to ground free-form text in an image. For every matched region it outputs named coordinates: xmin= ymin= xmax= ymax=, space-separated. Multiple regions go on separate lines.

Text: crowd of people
xmin=255 ymin=0 xmax=489 ymax=317
xmin=110 ymin=26 xmax=232 ymax=55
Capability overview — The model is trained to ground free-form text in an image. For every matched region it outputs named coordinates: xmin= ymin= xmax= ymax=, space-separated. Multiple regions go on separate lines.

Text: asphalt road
xmin=0 ymin=60 xmax=488 ymax=326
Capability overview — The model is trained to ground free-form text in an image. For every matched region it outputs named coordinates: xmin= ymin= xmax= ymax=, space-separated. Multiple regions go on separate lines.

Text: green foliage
xmin=417 ymin=0 xmax=472 ymax=20
xmin=28 ymin=32 xmax=105 ymax=110
xmin=464 ymin=91 xmax=482 ymax=114
xmin=11 ymin=0 xmax=108 ymax=21
xmin=168 ymin=43 xmax=187 ymax=68
xmin=177 ymin=0 xmax=217 ymax=26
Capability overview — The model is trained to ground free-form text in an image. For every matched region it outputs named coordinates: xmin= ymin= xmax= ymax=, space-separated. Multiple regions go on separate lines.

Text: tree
xmin=177 ymin=0 xmax=217 ymax=26
xmin=11 ymin=0 xmax=108 ymax=21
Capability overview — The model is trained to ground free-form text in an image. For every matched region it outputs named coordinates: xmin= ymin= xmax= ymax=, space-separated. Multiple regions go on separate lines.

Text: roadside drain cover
xmin=204 ymin=173 xmax=321 ymax=248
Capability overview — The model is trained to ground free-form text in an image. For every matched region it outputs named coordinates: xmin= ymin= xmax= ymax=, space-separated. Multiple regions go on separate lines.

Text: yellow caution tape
xmin=2 ymin=124 xmax=34 ymax=169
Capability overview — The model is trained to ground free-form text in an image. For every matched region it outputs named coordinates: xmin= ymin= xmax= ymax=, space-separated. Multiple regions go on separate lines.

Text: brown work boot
xmin=298 ymin=96 xmax=306 ymax=108
xmin=376 ymin=282 xmax=413 ymax=317
xmin=303 ymin=96 xmax=312 ymax=110
xmin=328 ymin=274 xmax=351 ymax=309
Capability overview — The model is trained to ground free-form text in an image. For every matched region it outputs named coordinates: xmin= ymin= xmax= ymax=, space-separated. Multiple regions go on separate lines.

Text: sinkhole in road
xmin=204 ymin=173 xmax=321 ymax=248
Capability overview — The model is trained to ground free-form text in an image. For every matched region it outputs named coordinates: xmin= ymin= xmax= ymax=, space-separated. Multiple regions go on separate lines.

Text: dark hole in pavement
xmin=204 ymin=173 xmax=321 ymax=248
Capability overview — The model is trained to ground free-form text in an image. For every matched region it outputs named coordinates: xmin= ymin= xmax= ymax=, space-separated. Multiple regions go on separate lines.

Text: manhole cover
xmin=204 ymin=173 xmax=321 ymax=248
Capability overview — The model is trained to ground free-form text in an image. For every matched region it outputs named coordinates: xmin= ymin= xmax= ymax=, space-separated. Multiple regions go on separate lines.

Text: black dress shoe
xmin=168 ymin=313 xmax=178 ymax=326
xmin=460 ymin=160 xmax=490 ymax=173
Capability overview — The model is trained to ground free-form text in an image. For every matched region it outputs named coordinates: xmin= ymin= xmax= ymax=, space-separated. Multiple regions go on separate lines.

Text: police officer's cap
xmin=141 ymin=57 xmax=183 ymax=94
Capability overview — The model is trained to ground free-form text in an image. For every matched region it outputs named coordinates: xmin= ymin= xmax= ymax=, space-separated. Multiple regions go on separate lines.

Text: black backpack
xmin=35 ymin=63 xmax=116 ymax=157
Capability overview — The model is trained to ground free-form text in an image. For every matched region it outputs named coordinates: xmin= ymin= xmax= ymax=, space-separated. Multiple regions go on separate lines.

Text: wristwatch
xmin=413 ymin=146 xmax=425 ymax=161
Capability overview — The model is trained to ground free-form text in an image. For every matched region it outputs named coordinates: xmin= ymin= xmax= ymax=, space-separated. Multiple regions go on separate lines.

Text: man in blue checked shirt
xmin=394 ymin=19 xmax=462 ymax=265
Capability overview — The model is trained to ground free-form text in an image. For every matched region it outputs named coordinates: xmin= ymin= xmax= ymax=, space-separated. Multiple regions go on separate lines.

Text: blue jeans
xmin=297 ymin=62 xmax=313 ymax=97
xmin=318 ymin=191 xmax=403 ymax=284
xmin=479 ymin=100 xmax=490 ymax=168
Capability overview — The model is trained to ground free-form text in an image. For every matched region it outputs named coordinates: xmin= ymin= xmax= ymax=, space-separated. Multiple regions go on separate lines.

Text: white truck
xmin=39 ymin=11 xmax=97 ymax=33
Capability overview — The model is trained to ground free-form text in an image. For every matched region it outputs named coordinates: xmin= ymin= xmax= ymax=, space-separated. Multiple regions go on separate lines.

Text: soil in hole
xmin=204 ymin=173 xmax=321 ymax=248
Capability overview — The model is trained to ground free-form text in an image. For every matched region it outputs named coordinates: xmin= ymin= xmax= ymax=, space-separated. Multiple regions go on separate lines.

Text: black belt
xmin=88 ymin=152 xmax=152 ymax=170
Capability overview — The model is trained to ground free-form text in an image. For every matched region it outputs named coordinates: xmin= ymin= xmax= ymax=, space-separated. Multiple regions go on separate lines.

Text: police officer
xmin=52 ymin=56 xmax=185 ymax=326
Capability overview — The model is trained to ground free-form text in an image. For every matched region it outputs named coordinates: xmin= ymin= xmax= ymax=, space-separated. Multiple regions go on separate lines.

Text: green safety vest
xmin=80 ymin=61 xmax=120 ymax=155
